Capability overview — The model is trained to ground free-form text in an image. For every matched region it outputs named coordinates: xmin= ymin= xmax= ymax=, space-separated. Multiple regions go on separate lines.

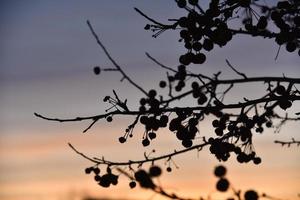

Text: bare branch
xmin=274 ymin=138 xmax=300 ymax=147
xmin=226 ymin=59 xmax=247 ymax=79
xmin=86 ymin=20 xmax=148 ymax=96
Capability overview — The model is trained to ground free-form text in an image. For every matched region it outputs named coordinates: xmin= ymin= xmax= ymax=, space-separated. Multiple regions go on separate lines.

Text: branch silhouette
xmin=35 ymin=0 xmax=300 ymax=199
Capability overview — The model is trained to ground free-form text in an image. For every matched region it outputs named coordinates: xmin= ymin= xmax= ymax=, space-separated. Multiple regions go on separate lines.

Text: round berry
xmin=106 ymin=116 xmax=113 ymax=122
xmin=148 ymin=89 xmax=157 ymax=98
xmin=119 ymin=137 xmax=126 ymax=143
xmin=148 ymin=132 xmax=157 ymax=140
xmin=253 ymin=157 xmax=262 ymax=165
xmin=216 ymin=178 xmax=229 ymax=192
xmin=93 ymin=167 xmax=100 ymax=175
xmin=129 ymin=181 xmax=136 ymax=188
xmin=275 ymin=85 xmax=286 ymax=95
xmin=212 ymin=120 xmax=219 ymax=127
xmin=85 ymin=167 xmax=92 ymax=174
xmin=193 ymin=53 xmax=206 ymax=64
xmin=286 ymin=42 xmax=296 ymax=52
xmin=244 ymin=190 xmax=259 ymax=200
xmin=149 ymin=165 xmax=162 ymax=177
xmin=214 ymin=165 xmax=227 ymax=177
xmin=166 ymin=167 xmax=172 ymax=172
xmin=142 ymin=138 xmax=150 ymax=147
xmin=94 ymin=175 xmax=101 ymax=181
xmin=159 ymin=81 xmax=167 ymax=88
xmin=93 ymin=66 xmax=101 ymax=75
xmin=182 ymin=139 xmax=193 ymax=148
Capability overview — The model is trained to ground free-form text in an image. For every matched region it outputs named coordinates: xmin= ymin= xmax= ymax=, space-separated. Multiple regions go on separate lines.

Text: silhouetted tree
xmin=35 ymin=0 xmax=300 ymax=199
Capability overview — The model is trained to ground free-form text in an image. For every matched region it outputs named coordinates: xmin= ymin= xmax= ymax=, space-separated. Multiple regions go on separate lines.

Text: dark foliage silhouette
xmin=35 ymin=0 xmax=300 ymax=199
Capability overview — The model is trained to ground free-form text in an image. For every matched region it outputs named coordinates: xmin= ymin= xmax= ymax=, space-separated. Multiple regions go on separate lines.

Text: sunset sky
xmin=0 ymin=1 xmax=299 ymax=200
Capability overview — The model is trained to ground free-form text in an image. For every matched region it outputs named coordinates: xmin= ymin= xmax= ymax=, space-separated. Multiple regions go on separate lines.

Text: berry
xmin=148 ymin=132 xmax=157 ymax=140
xmin=244 ymin=190 xmax=259 ymax=200
xmin=257 ymin=16 xmax=267 ymax=29
xmin=119 ymin=137 xmax=126 ymax=143
xmin=106 ymin=116 xmax=113 ymax=122
xmin=239 ymin=0 xmax=251 ymax=7
xmin=286 ymin=42 xmax=296 ymax=52
xmin=216 ymin=178 xmax=229 ymax=192
xmin=129 ymin=181 xmax=136 ymax=188
xmin=144 ymin=24 xmax=150 ymax=30
xmin=193 ymin=53 xmax=206 ymax=64
xmin=188 ymin=0 xmax=198 ymax=5
xmin=215 ymin=127 xmax=223 ymax=136
xmin=149 ymin=165 xmax=162 ymax=177
xmin=265 ymin=121 xmax=272 ymax=128
xmin=191 ymin=82 xmax=199 ymax=90
xmin=182 ymin=139 xmax=193 ymax=148
xmin=214 ymin=165 xmax=227 ymax=177
xmin=93 ymin=167 xmax=100 ymax=175
xmin=166 ymin=167 xmax=172 ymax=172
xmin=94 ymin=175 xmax=101 ymax=181
xmin=103 ymin=96 xmax=110 ymax=102
xmin=203 ymin=39 xmax=214 ymax=51
xmin=253 ymin=157 xmax=262 ymax=165
xmin=148 ymin=89 xmax=157 ymax=98
xmin=93 ymin=66 xmax=101 ymax=75
xmin=279 ymin=99 xmax=292 ymax=110
xmin=212 ymin=120 xmax=219 ymax=127
xmin=177 ymin=0 xmax=187 ymax=8
xmin=197 ymin=93 xmax=208 ymax=104
xmin=159 ymin=81 xmax=167 ymax=88
xmin=275 ymin=85 xmax=286 ymax=95
xmin=85 ymin=167 xmax=92 ymax=174
xmin=142 ymin=138 xmax=150 ymax=147
xmin=192 ymin=42 xmax=202 ymax=51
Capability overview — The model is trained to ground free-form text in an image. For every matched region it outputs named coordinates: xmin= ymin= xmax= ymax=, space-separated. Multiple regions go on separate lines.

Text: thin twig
xmin=274 ymin=138 xmax=300 ymax=147
xmin=86 ymin=20 xmax=148 ymax=96
xmin=226 ymin=59 xmax=247 ymax=79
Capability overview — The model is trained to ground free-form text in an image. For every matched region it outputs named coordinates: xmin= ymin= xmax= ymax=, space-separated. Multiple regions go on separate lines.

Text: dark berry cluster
xmin=167 ymin=65 xmax=188 ymax=92
xmin=191 ymin=81 xmax=208 ymax=105
xmin=85 ymin=166 xmax=119 ymax=188
xmin=169 ymin=109 xmax=199 ymax=148
xmin=134 ymin=165 xmax=162 ymax=189
xmin=143 ymin=0 xmax=300 ymax=65
xmin=138 ymin=114 xmax=169 ymax=146
xmin=275 ymin=85 xmax=292 ymax=110
xmin=139 ymin=90 xmax=160 ymax=113
xmin=270 ymin=2 xmax=300 ymax=55
xmin=208 ymin=111 xmax=266 ymax=163
xmin=177 ymin=9 xmax=232 ymax=65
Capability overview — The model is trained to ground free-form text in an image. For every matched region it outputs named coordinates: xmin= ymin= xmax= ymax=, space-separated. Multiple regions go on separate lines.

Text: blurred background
xmin=0 ymin=1 xmax=299 ymax=200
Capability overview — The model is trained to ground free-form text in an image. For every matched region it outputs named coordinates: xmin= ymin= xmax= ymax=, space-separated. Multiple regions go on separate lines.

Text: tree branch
xmin=86 ymin=20 xmax=148 ymax=96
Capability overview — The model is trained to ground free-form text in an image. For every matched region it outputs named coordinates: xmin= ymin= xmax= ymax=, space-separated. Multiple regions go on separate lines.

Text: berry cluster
xmin=270 ymin=2 xmax=300 ymax=54
xmin=169 ymin=109 xmax=200 ymax=148
xmin=143 ymin=0 xmax=300 ymax=66
xmin=85 ymin=166 xmax=119 ymax=188
xmin=275 ymin=85 xmax=292 ymax=110
xmin=177 ymin=2 xmax=234 ymax=66
xmin=139 ymin=89 xmax=160 ymax=113
xmin=134 ymin=165 xmax=162 ymax=189
xmin=167 ymin=65 xmax=188 ymax=92
xmin=209 ymin=111 xmax=267 ymax=163
xmin=138 ymin=114 xmax=169 ymax=146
